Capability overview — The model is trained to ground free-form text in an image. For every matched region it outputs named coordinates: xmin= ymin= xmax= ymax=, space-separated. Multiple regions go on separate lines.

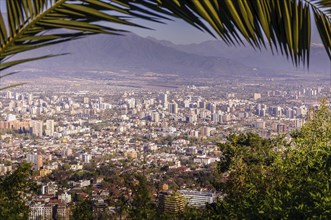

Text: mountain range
xmin=147 ymin=37 xmax=330 ymax=73
xmin=11 ymin=33 xmax=331 ymax=79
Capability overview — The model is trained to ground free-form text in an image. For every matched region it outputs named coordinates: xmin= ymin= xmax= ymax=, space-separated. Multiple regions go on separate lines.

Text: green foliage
xmin=128 ymin=174 xmax=156 ymax=220
xmin=0 ymin=163 xmax=36 ymax=220
xmin=212 ymin=101 xmax=331 ymax=219
xmin=72 ymin=198 xmax=94 ymax=220
xmin=294 ymin=99 xmax=331 ymax=148
xmin=218 ymin=132 xmax=276 ymax=173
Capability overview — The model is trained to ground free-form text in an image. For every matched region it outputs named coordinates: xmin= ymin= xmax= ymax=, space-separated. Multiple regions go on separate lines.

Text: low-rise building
xmin=179 ymin=190 xmax=216 ymax=208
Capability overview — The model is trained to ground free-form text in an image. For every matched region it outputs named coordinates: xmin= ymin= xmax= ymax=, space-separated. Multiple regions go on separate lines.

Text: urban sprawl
xmin=0 ymin=80 xmax=327 ymax=219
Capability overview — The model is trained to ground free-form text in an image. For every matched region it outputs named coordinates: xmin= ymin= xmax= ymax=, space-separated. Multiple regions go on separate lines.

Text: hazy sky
xmin=0 ymin=0 xmax=212 ymax=44
xmin=122 ymin=15 xmax=321 ymax=44
xmin=0 ymin=0 xmax=321 ymax=44
xmin=121 ymin=18 xmax=215 ymax=44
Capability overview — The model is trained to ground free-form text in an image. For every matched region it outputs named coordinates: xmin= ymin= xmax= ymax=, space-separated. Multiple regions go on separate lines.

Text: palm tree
xmin=0 ymin=0 xmax=330 ymax=89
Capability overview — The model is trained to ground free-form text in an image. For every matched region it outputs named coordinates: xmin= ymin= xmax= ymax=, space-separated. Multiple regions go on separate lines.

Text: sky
xmin=0 ymin=0 xmax=213 ymax=44
xmin=0 ymin=0 xmax=321 ymax=45
xmin=119 ymin=18 xmax=215 ymax=44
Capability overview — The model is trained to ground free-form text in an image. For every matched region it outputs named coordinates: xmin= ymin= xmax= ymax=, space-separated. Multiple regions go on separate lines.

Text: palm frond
xmin=0 ymin=83 xmax=26 ymax=91
xmin=309 ymin=0 xmax=331 ymax=59
xmin=0 ymin=54 xmax=67 ymax=72
xmin=132 ymin=0 xmax=331 ymax=65
xmin=0 ymin=0 xmax=330 ymax=75
xmin=0 ymin=0 xmax=165 ymax=70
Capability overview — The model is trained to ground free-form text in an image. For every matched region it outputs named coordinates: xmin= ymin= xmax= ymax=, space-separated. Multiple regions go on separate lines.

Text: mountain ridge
xmin=13 ymin=33 xmax=264 ymax=77
xmin=146 ymin=36 xmax=330 ymax=73
xmin=9 ymin=33 xmax=329 ymax=81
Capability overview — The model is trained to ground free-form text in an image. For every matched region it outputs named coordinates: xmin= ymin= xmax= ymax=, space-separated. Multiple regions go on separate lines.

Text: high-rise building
xmin=211 ymin=113 xmax=219 ymax=123
xmin=168 ymin=102 xmax=178 ymax=114
xmin=30 ymin=120 xmax=43 ymax=137
xmin=151 ymin=112 xmax=160 ymax=122
xmin=126 ymin=98 xmax=136 ymax=109
xmin=15 ymin=92 xmax=21 ymax=100
xmin=37 ymin=154 xmax=43 ymax=171
xmin=82 ymin=153 xmax=91 ymax=163
xmin=26 ymin=153 xmax=43 ymax=170
xmin=27 ymin=93 xmax=33 ymax=103
xmin=183 ymin=100 xmax=190 ymax=108
xmin=161 ymin=93 xmax=168 ymax=106
xmin=207 ymin=103 xmax=216 ymax=113
xmin=198 ymin=101 xmax=206 ymax=109
xmin=45 ymin=120 xmax=55 ymax=136
xmin=200 ymin=126 xmax=211 ymax=137
xmin=218 ymin=114 xmax=223 ymax=123
xmin=6 ymin=91 xmax=13 ymax=99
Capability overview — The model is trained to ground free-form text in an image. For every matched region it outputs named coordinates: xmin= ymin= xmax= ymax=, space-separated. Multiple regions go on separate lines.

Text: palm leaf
xmin=0 ymin=83 xmax=26 ymax=91
xmin=0 ymin=0 xmax=330 ymax=77
xmin=0 ymin=54 xmax=67 ymax=72
xmin=137 ymin=0 xmax=330 ymax=66
xmin=0 ymin=0 xmax=165 ymax=70
xmin=310 ymin=0 xmax=331 ymax=59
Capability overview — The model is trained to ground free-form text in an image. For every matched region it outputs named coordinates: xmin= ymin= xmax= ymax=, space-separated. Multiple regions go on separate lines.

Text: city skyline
xmin=0 ymin=1 xmax=330 ymax=219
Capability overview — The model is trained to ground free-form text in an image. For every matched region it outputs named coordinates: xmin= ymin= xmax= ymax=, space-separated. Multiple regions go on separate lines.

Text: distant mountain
xmin=10 ymin=33 xmax=329 ymax=81
xmin=147 ymin=37 xmax=330 ymax=73
xmin=12 ymin=33 xmax=272 ymax=79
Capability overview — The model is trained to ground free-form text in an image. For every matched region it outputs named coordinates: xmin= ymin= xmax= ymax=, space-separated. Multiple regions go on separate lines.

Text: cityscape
xmin=0 ymin=73 xmax=329 ymax=219
xmin=0 ymin=1 xmax=331 ymax=219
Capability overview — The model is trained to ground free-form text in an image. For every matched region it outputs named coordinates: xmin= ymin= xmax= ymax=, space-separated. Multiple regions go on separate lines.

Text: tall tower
xmin=36 ymin=154 xmax=43 ymax=170
xmin=168 ymin=102 xmax=178 ymax=114
xmin=30 ymin=120 xmax=43 ymax=137
xmin=45 ymin=120 xmax=55 ymax=136
xmin=161 ymin=93 xmax=168 ymax=106
xmin=26 ymin=153 xmax=43 ymax=170
xmin=151 ymin=112 xmax=160 ymax=122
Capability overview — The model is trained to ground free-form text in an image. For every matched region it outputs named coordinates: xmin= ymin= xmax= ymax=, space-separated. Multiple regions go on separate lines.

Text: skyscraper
xmin=200 ymin=126 xmax=211 ymax=137
xmin=45 ymin=120 xmax=55 ymax=136
xmin=198 ymin=101 xmax=206 ymax=109
xmin=161 ymin=93 xmax=168 ymax=106
xmin=30 ymin=120 xmax=43 ymax=137
xmin=168 ymin=102 xmax=178 ymax=114
xmin=151 ymin=112 xmax=160 ymax=122
xmin=26 ymin=152 xmax=43 ymax=170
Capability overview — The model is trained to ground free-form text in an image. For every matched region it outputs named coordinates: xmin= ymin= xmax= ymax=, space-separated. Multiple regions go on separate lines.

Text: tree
xmin=127 ymin=174 xmax=156 ymax=220
xmin=0 ymin=0 xmax=330 ymax=88
xmin=72 ymin=198 xmax=94 ymax=220
xmin=211 ymin=101 xmax=331 ymax=219
xmin=0 ymin=163 xmax=36 ymax=220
